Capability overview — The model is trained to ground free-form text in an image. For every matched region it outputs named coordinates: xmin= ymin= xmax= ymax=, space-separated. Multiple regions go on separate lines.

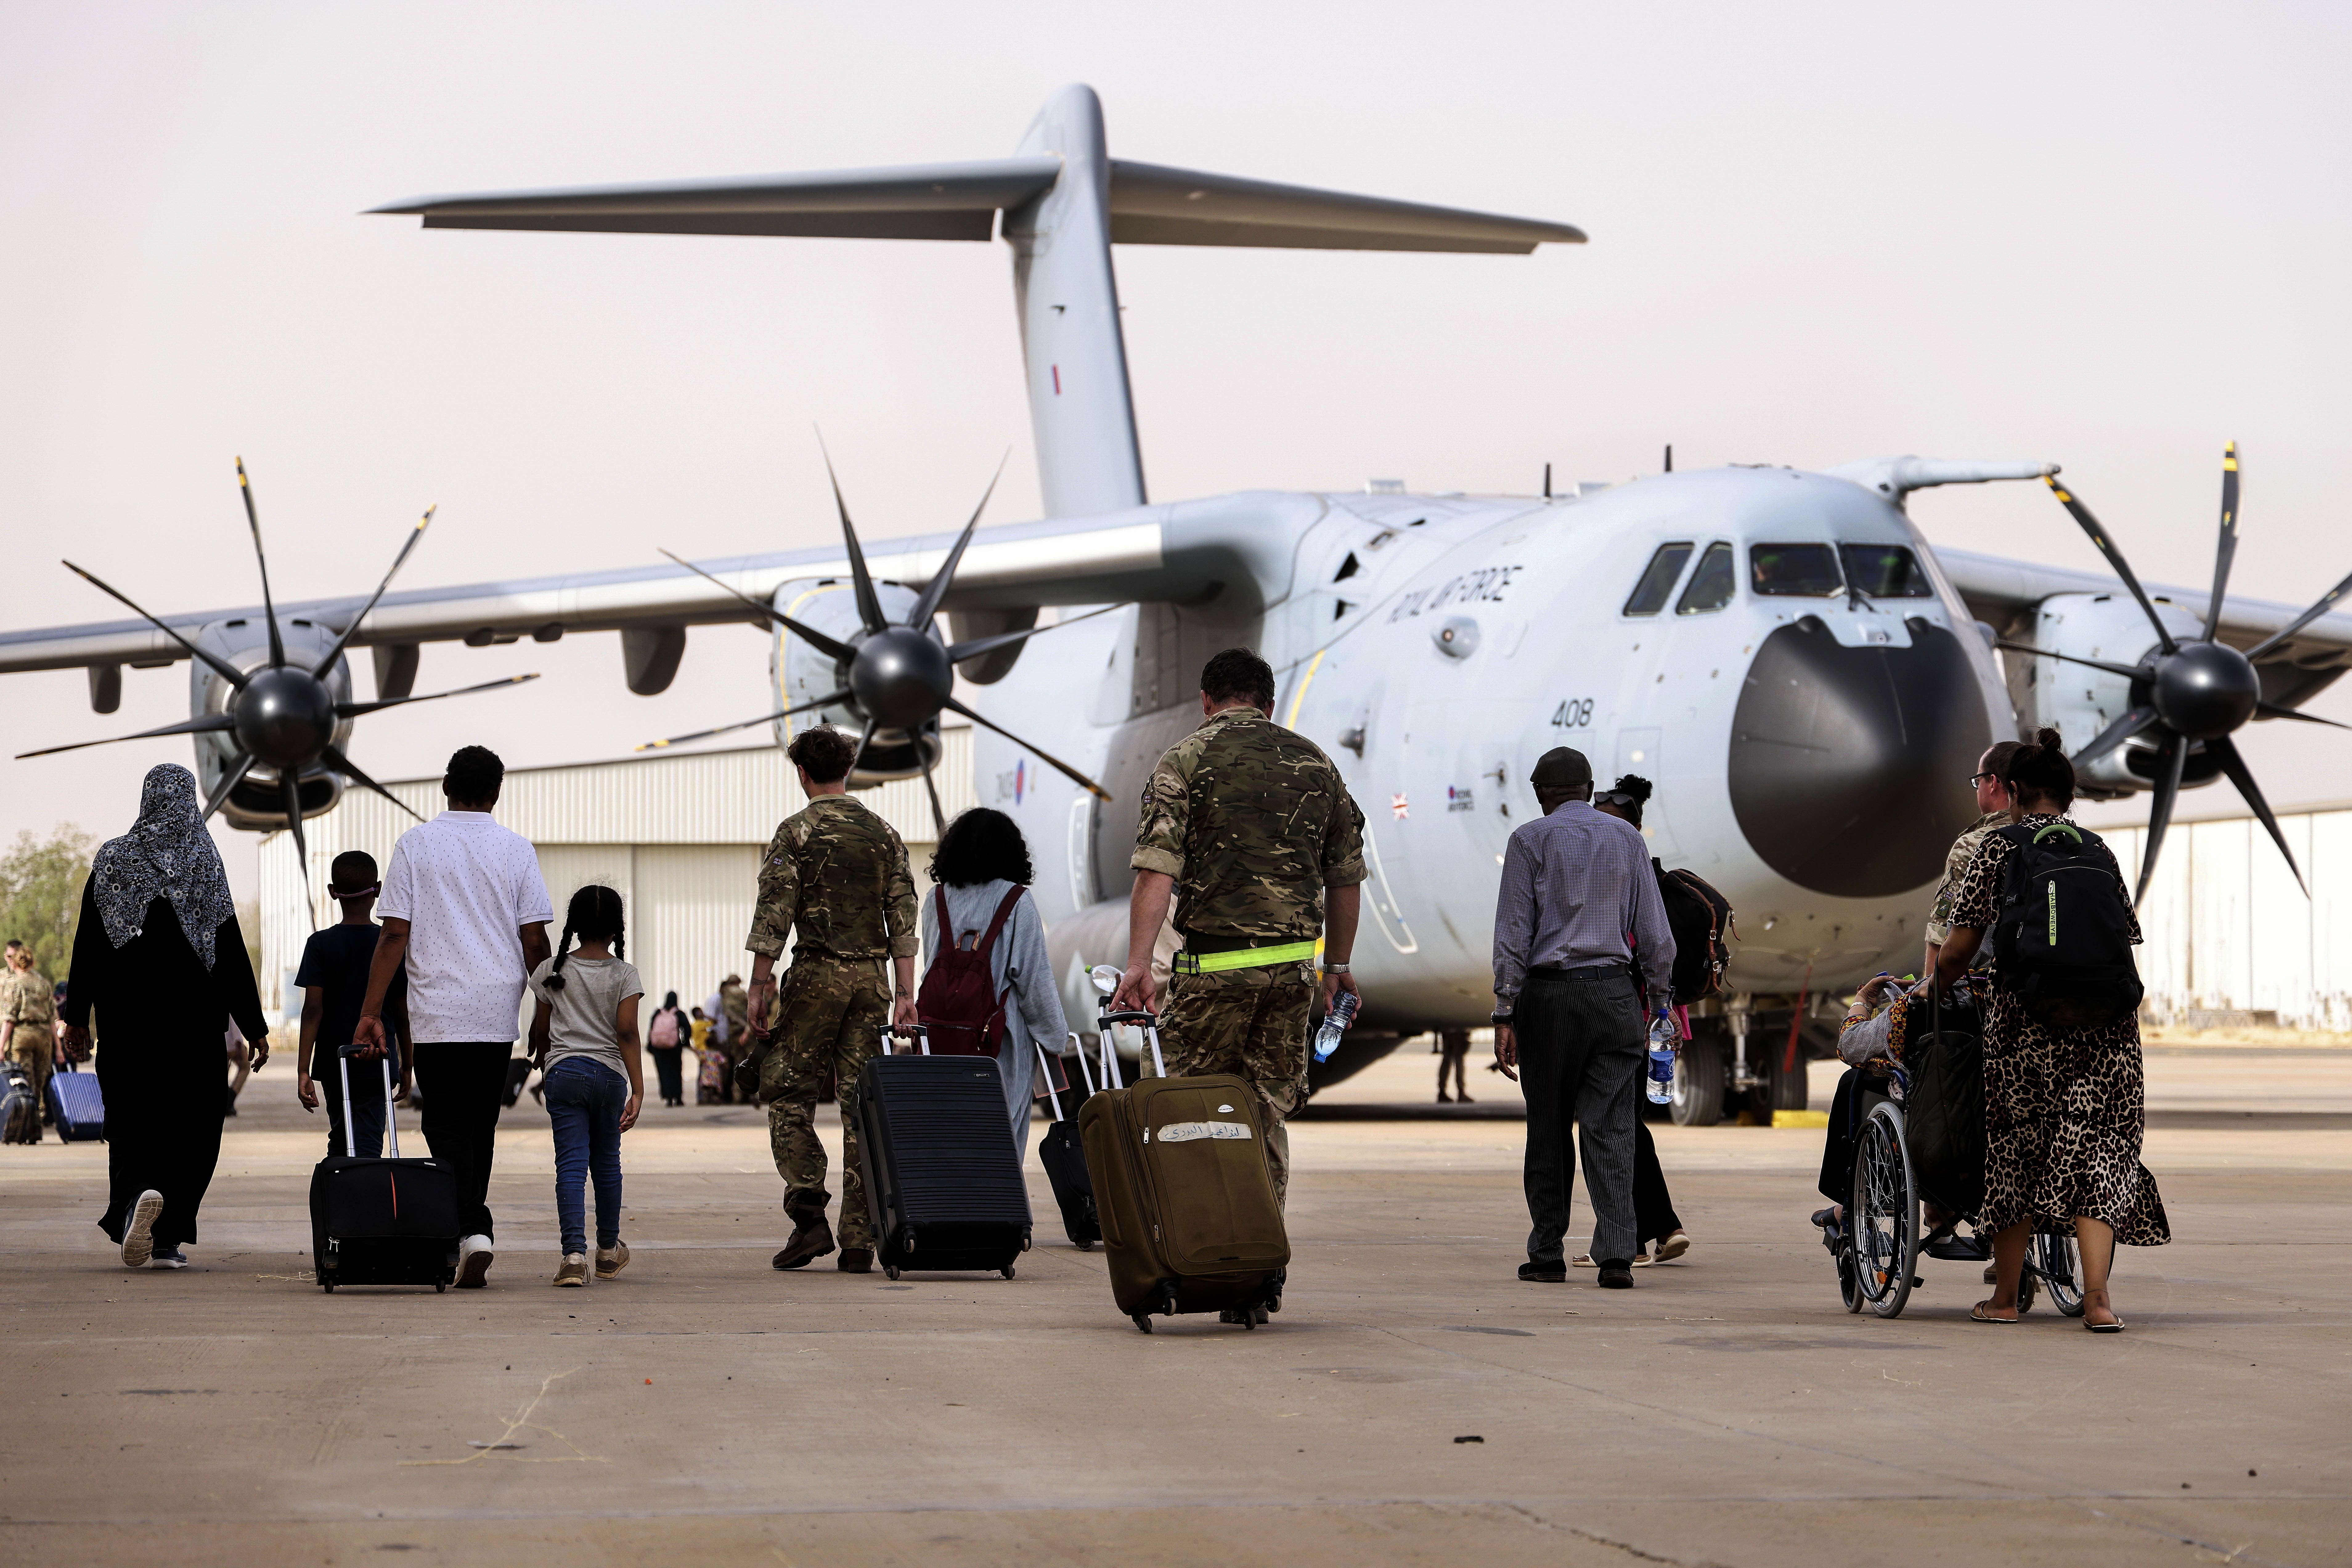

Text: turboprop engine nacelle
xmin=766 ymin=575 xmax=940 ymax=781
xmin=2013 ymin=591 xmax=2211 ymax=796
xmin=190 ymin=616 xmax=354 ymax=833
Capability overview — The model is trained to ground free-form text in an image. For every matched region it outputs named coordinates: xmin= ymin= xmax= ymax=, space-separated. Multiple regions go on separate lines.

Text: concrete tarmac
xmin=3 ymin=1048 xmax=2347 ymax=1566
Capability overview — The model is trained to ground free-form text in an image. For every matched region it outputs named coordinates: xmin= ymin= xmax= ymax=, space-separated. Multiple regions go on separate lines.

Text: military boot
xmin=771 ymin=1193 xmax=836 ymax=1270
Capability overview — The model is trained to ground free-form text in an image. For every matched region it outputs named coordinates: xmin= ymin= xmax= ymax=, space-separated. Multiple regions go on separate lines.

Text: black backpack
xmin=1989 ymin=821 xmax=2144 ymax=1029
xmin=1 ymin=1065 xmax=40 ymax=1145
xmin=1655 ymin=861 xmax=1734 ymax=1005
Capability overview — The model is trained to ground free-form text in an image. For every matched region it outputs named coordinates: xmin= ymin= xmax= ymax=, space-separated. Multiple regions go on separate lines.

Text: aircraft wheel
xmin=1671 ymin=1036 xmax=1727 ymax=1126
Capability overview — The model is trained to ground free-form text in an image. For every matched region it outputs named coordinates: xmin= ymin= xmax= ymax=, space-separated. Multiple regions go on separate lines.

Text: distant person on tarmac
xmin=1491 ymin=747 xmax=1674 ymax=1291
xmin=1111 ymin=646 xmax=1368 ymax=1234
xmin=742 ymin=727 xmax=919 ymax=1275
xmin=295 ymin=852 xmax=412 ymax=1158
xmin=355 ymin=746 xmax=554 ymax=1291
xmin=2 ymin=939 xmax=59 ymax=1126
xmin=646 ymin=991 xmax=687 ymax=1108
xmin=61 ymin=764 xmax=270 ymax=1270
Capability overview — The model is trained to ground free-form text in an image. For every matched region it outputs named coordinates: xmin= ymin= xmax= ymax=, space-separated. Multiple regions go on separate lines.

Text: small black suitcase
xmin=1037 ymin=1032 xmax=1103 ymax=1250
xmin=855 ymin=1027 xmax=1031 ymax=1281
xmin=309 ymin=1044 xmax=460 ymax=1293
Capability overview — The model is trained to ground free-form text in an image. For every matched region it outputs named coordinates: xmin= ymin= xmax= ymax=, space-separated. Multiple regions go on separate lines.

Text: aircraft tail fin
xmin=372 ymin=84 xmax=1583 ymax=518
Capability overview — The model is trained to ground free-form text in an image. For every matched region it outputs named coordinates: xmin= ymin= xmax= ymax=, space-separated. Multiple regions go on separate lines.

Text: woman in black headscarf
xmin=60 ymin=764 xmax=268 ymax=1270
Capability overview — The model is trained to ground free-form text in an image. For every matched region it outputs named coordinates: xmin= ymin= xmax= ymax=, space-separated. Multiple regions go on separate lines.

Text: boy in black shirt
xmin=296 ymin=852 xmax=411 ymax=1157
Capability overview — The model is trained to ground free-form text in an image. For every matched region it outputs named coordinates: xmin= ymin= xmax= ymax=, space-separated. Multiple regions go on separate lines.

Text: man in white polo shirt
xmin=354 ymin=746 xmax=552 ymax=1288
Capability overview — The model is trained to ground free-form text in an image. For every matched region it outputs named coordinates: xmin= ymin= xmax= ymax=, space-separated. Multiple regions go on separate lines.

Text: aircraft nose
xmin=1727 ymin=617 xmax=1990 ymax=898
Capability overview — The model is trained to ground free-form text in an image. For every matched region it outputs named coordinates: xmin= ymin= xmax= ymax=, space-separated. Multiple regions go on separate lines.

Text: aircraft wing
xmin=1937 ymin=546 xmax=2352 ymax=708
xmin=0 ymin=499 xmax=1303 ymax=678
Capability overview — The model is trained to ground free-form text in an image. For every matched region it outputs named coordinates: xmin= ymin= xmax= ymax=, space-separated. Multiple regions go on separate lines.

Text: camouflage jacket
xmin=1926 ymin=811 xmax=2008 ymax=946
xmin=1130 ymin=705 xmax=1368 ymax=943
xmin=3 ymin=968 xmax=55 ymax=1029
xmin=718 ymin=980 xmax=748 ymax=1037
xmin=746 ymin=794 xmax=919 ymax=961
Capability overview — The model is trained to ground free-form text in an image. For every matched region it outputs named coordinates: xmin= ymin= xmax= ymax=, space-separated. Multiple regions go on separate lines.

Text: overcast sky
xmin=4 ymin=2 xmax=2349 ymax=898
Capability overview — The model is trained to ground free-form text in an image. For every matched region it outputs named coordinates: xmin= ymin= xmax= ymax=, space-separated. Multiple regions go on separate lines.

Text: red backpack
xmin=916 ymin=886 xmax=1025 ymax=1057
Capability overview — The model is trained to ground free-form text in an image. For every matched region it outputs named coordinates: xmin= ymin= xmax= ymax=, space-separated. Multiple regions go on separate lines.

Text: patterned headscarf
xmin=90 ymin=764 xmax=238 ymax=970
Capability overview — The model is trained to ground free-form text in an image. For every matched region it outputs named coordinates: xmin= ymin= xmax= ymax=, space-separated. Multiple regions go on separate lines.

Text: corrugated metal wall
xmin=2105 ymin=805 xmax=2352 ymax=1027
xmin=257 ymin=733 xmax=972 ymax=1020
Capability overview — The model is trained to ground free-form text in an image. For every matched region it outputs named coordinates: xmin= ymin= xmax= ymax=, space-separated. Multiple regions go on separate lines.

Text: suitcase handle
xmin=1036 ymin=1040 xmax=1064 ymax=1123
xmin=332 ymin=1041 xmax=402 ymax=1159
xmin=1096 ymin=1006 xmax=1165 ymax=1080
xmin=1066 ymin=1031 xmax=1094 ymax=1095
xmin=880 ymin=1022 xmax=931 ymax=1057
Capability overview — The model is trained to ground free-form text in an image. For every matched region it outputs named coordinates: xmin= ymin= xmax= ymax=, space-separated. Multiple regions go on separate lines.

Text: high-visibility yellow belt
xmin=1174 ymin=940 xmax=1319 ymax=975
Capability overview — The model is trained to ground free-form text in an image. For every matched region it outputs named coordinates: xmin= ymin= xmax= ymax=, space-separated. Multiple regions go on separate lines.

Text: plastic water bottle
xmin=1645 ymin=1009 xmax=1678 ymax=1105
xmin=1312 ymin=990 xmax=1360 ymax=1063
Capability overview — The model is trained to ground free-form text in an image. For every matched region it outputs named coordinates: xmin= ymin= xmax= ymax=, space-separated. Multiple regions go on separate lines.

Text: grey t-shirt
xmin=528 ymin=953 xmax=643 ymax=1088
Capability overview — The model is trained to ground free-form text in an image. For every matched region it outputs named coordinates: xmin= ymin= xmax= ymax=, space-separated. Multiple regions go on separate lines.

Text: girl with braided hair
xmin=527 ymin=884 xmax=644 ymax=1287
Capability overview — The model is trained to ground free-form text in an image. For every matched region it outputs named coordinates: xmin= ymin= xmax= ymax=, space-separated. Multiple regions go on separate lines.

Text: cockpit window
xmin=1622 ymin=542 xmax=1694 ymax=616
xmin=1838 ymin=543 xmax=1934 ymax=598
xmin=1675 ymin=541 xmax=1736 ymax=615
xmin=1750 ymin=543 xmax=1844 ymax=597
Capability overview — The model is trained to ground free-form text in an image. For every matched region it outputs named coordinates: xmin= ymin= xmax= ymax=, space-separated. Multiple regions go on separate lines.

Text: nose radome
xmin=1728 ymin=617 xmax=1990 ymax=899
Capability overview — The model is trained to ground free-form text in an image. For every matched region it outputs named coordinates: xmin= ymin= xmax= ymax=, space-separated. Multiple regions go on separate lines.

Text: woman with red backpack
xmin=915 ymin=809 xmax=1070 ymax=1158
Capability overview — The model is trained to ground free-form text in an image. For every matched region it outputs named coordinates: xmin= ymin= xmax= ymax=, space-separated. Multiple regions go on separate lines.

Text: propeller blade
xmin=2245 ymin=564 xmax=2352 ymax=661
xmin=917 ymin=736 xmax=946 ymax=834
xmin=633 ymin=687 xmax=853 ymax=752
xmin=337 ymin=672 xmax=540 ymax=718
xmin=944 ymin=604 xmax=1125 ymax=667
xmin=2203 ymin=443 xmax=2241 ymax=642
xmin=2067 ymin=705 xmax=2163 ymax=771
xmin=320 ymin=743 xmax=424 ymax=822
xmin=2208 ymin=734 xmax=2308 ymax=896
xmin=1992 ymin=640 xmax=2150 ymax=682
xmin=941 ymin=695 xmax=1114 ymax=801
xmin=2256 ymin=701 xmax=2352 ymax=731
xmin=656 ymin=548 xmax=773 ymax=633
xmin=655 ymin=549 xmax=859 ymax=662
xmin=14 ymin=712 xmax=237 ymax=760
xmin=235 ymin=457 xmax=287 ymax=670
xmin=2136 ymin=732 xmax=2188 ymax=908
xmin=907 ymin=449 xmax=1011 ymax=630
xmin=816 ymin=430 xmax=889 ymax=636
xmin=851 ymin=714 xmax=878 ymax=777
xmin=63 ymin=561 xmax=251 ymax=690
xmin=313 ymin=505 xmax=436 ymax=678
xmin=2044 ymin=474 xmax=2178 ymax=656
xmin=280 ymin=770 xmax=315 ymax=931
xmin=200 ymin=751 xmax=258 ymax=821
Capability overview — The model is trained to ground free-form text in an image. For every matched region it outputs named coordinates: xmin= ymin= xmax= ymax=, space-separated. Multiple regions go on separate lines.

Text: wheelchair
xmin=1830 ymin=1063 xmax=2087 ymax=1319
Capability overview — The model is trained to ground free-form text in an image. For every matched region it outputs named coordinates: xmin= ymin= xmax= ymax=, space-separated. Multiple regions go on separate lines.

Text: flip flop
xmin=1970 ymin=1301 xmax=2020 ymax=1324
xmin=2084 ymin=1316 xmax=2126 ymax=1334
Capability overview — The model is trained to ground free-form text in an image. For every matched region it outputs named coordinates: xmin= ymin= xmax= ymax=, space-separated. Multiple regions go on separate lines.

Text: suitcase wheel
xmin=435 ymin=1279 xmax=448 ymax=1293
xmin=885 ymin=1265 xmax=901 ymax=1281
xmin=1021 ymin=1233 xmax=1033 ymax=1253
xmin=320 ymin=1281 xmax=335 ymax=1293
xmin=1079 ymin=1239 xmax=1094 ymax=1252
xmin=1240 ymin=1313 xmax=1256 ymax=1330
xmin=1131 ymin=1312 xmax=1154 ymax=1334
xmin=999 ymin=1266 xmax=1015 ymax=1280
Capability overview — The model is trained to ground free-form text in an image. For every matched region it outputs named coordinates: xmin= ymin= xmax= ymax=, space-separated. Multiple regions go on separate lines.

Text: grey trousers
xmin=1517 ymin=966 xmax=1643 ymax=1266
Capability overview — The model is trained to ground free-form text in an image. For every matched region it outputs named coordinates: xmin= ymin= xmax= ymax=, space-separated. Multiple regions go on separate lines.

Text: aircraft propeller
xmin=18 ymin=460 xmax=540 ymax=891
xmin=641 ymin=442 xmax=1118 ymax=831
xmin=1995 ymin=445 xmax=2352 ymax=904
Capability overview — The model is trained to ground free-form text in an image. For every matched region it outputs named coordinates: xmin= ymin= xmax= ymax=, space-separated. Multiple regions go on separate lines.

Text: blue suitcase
xmin=49 ymin=1069 xmax=104 ymax=1142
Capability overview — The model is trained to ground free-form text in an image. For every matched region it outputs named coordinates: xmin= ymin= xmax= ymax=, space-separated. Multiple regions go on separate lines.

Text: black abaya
xmin=63 ymin=882 xmax=267 ymax=1248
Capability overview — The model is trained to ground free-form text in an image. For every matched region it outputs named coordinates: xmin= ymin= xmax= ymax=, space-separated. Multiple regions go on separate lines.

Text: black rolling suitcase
xmin=855 ymin=1026 xmax=1032 ymax=1281
xmin=309 ymin=1044 xmax=459 ymax=1293
xmin=1037 ymin=1031 xmax=1103 ymax=1250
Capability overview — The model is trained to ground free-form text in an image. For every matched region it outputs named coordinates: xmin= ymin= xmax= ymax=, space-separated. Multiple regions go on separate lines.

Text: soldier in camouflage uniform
xmin=2 ymin=941 xmax=59 ymax=1122
xmin=743 ymin=727 xmax=919 ymax=1273
xmin=1924 ymin=741 xmax=2026 ymax=977
xmin=718 ymin=975 xmax=749 ymax=1054
xmin=1112 ymin=647 xmax=1367 ymax=1226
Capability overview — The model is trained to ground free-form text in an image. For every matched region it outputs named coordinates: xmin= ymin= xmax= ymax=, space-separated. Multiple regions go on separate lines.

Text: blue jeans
xmin=543 ymin=1058 xmax=626 ymax=1256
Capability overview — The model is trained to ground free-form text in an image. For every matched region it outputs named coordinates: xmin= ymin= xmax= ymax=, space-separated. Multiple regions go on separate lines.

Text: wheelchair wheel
xmin=2030 ymin=1227 xmax=2086 ymax=1317
xmin=1850 ymin=1102 xmax=1918 ymax=1319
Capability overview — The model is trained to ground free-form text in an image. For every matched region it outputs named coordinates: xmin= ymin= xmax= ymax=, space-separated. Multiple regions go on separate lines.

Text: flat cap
xmin=1530 ymin=747 xmax=1592 ymax=788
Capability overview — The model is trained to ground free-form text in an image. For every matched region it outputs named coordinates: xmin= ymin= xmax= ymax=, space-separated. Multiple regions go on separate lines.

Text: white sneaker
xmin=122 ymin=1190 xmax=163 ymax=1269
xmin=455 ymin=1234 xmax=495 ymax=1289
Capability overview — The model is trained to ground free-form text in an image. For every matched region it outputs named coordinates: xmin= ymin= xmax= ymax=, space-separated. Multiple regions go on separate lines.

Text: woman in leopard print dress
xmin=1935 ymin=730 xmax=2169 ymax=1331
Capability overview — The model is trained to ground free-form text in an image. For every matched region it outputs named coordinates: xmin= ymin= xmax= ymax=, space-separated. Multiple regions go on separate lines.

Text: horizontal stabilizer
xmin=372 ymin=158 xmax=1585 ymax=254
xmin=369 ymin=158 xmax=1064 ymax=242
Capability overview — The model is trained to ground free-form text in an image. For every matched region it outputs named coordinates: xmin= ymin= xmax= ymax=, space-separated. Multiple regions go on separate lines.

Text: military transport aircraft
xmin=7 ymin=84 xmax=2351 ymax=1123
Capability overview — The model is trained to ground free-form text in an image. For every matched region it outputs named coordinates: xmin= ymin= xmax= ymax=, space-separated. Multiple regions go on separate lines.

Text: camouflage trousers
xmin=7 ymin=1034 xmax=52 ymax=1115
xmin=761 ymin=955 xmax=890 ymax=1248
xmin=1156 ymin=965 xmax=1314 ymax=1208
